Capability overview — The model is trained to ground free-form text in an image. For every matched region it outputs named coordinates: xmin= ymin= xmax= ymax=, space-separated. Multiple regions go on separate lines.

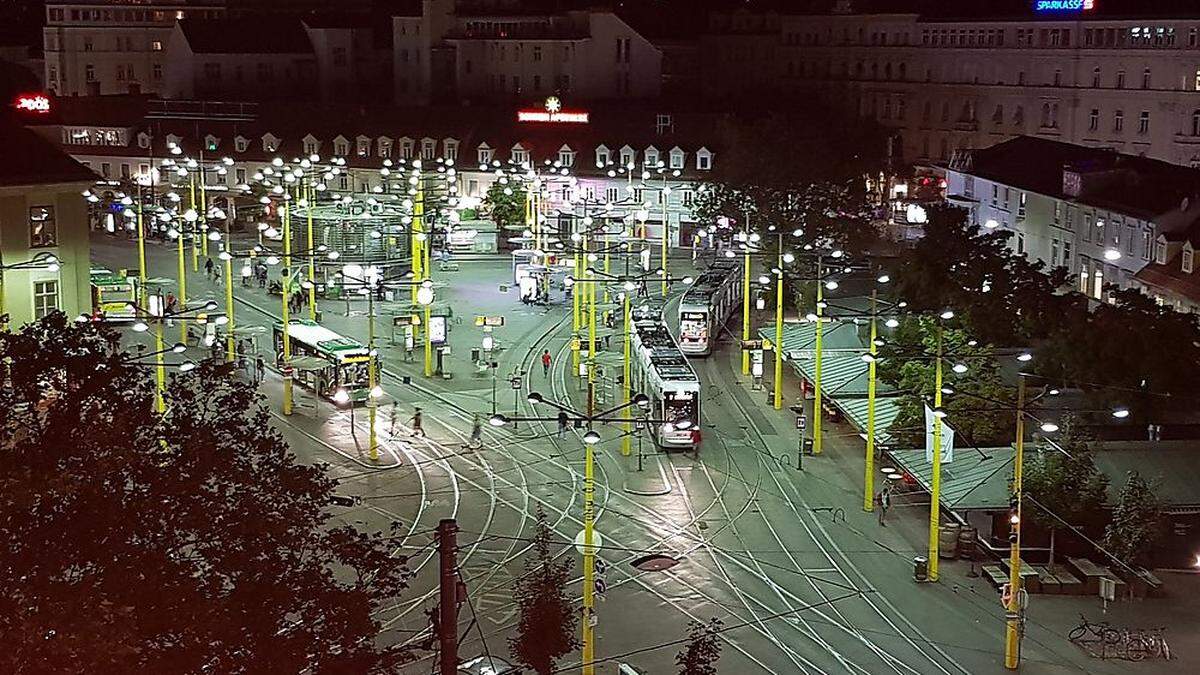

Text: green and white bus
xmin=273 ymin=319 xmax=376 ymax=403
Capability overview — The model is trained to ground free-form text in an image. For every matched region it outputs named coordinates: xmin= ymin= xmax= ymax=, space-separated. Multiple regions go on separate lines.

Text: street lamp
xmin=127 ymin=297 xmax=218 ymax=412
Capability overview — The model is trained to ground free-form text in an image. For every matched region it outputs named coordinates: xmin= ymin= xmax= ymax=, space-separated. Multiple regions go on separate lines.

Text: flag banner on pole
xmin=924 ymin=405 xmax=955 ymax=463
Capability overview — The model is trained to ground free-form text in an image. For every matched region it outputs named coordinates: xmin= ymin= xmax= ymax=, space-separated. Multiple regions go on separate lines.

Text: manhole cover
xmin=631 ymin=554 xmax=681 ymax=572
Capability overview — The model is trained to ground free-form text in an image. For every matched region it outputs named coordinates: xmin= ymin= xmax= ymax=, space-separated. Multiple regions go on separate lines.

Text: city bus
xmin=90 ymin=268 xmax=137 ymax=322
xmin=273 ymin=319 xmax=376 ymax=404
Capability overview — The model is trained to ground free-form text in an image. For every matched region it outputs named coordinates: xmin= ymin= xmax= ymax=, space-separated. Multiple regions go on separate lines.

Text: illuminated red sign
xmin=14 ymin=94 xmax=51 ymax=114
xmin=517 ymin=96 xmax=589 ymax=124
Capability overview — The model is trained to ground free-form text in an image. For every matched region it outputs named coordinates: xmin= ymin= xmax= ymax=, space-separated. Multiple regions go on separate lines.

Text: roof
xmin=0 ymin=120 xmax=97 ymax=187
xmin=1092 ymin=442 xmax=1200 ymax=509
xmin=888 ymin=446 xmax=1015 ymax=511
xmin=957 ymin=136 xmax=1200 ymax=221
xmin=1133 ymin=254 xmax=1200 ymax=304
xmin=178 ymin=18 xmax=314 ymax=55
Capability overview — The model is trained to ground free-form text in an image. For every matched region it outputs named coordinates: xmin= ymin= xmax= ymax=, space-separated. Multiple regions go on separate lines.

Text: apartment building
xmin=945 ymin=136 xmax=1200 ymax=302
xmin=395 ymin=0 xmax=661 ymax=105
xmin=43 ymin=0 xmax=227 ymax=97
xmin=26 ymin=96 xmax=715 ymax=246
xmin=700 ymin=5 xmax=1200 ymax=166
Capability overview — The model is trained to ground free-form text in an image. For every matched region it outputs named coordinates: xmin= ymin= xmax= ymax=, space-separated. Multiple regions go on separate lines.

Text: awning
xmin=887 ymin=446 xmax=1015 ymax=512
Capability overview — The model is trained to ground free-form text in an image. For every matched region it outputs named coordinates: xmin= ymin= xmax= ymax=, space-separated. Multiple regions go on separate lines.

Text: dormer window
xmin=668 ymin=146 xmax=685 ymax=170
xmin=332 ymin=135 xmax=349 ymax=157
xmin=356 ymin=136 xmax=371 ymax=157
xmin=511 ymin=144 xmax=529 ymax=166
xmin=644 ymin=146 xmax=660 ymax=168
xmin=444 ymin=138 xmax=460 ymax=161
xmin=234 ymin=136 xmax=248 ymax=152
xmin=595 ymin=144 xmax=610 ymax=168
xmin=303 ymin=134 xmax=320 ymax=156
xmin=204 ymin=134 xmax=219 ymax=151
xmin=1156 ymin=239 xmax=1168 ymax=264
xmin=262 ymin=133 xmax=279 ymax=153
xmin=695 ymin=147 xmax=713 ymax=171
xmin=399 ymin=137 xmax=414 ymax=159
xmin=619 ymin=145 xmax=635 ymax=169
xmin=137 ymin=132 xmax=151 ymax=149
xmin=557 ymin=144 xmax=575 ymax=167
xmin=421 ymin=138 xmax=437 ymax=160
xmin=477 ymin=143 xmax=493 ymax=166
xmin=1184 ymin=246 xmax=1194 ymax=274
xmin=377 ymin=137 xmax=393 ymax=158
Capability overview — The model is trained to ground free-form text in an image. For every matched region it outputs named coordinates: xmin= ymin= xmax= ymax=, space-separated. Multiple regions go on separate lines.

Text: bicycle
xmin=1139 ymin=627 xmax=1171 ymax=660
xmin=1069 ymin=615 xmax=1119 ymax=646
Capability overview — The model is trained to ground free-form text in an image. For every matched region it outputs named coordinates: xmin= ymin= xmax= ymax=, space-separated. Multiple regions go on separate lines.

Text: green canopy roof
xmin=888 ymin=446 xmax=1016 ymax=512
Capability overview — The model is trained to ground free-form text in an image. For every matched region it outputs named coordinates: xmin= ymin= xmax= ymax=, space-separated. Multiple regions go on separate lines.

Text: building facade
xmin=27 ymin=96 xmax=716 ymax=246
xmin=43 ymin=0 xmax=227 ymax=97
xmin=945 ymin=136 xmax=1200 ymax=302
xmin=0 ymin=122 xmax=96 ymax=327
xmin=699 ymin=6 xmax=1200 ymax=167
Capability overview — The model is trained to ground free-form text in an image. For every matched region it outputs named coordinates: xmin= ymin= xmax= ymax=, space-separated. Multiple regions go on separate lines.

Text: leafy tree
xmin=483 ymin=180 xmax=527 ymax=232
xmin=0 ymin=314 xmax=412 ymax=674
xmin=886 ymin=204 xmax=1076 ymax=346
xmin=881 ymin=317 xmax=1016 ymax=449
xmin=509 ymin=506 xmax=578 ymax=675
xmin=1023 ymin=416 xmax=1109 ymax=566
xmin=1103 ymin=471 xmax=1163 ymax=569
xmin=676 ymin=617 xmax=723 ymax=675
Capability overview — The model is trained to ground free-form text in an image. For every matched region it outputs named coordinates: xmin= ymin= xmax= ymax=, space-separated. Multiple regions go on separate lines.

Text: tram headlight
xmin=632 ymin=393 xmax=650 ymax=408
xmin=333 ymin=388 xmax=350 ymax=405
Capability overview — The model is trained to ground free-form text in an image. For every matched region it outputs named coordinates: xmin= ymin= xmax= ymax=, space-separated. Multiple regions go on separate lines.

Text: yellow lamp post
xmin=281 ymin=188 xmax=295 ymax=416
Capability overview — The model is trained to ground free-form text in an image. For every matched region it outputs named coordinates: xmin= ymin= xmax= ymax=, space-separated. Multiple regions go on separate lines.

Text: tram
xmin=677 ymin=259 xmax=742 ymax=356
xmin=273 ymin=319 xmax=375 ymax=403
xmin=90 ymin=268 xmax=138 ymax=322
xmin=630 ymin=305 xmax=701 ymax=450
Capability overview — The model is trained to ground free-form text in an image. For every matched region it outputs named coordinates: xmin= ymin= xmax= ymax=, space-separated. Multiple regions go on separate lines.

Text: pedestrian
xmin=557 ymin=412 xmax=569 ymax=437
xmin=255 ymin=355 xmax=265 ymax=384
xmin=876 ymin=488 xmax=890 ymax=526
xmin=468 ymin=413 xmax=483 ymax=449
xmin=389 ymin=404 xmax=400 ymax=437
xmin=409 ymin=408 xmax=425 ymax=437
xmin=541 ymin=349 xmax=552 ymax=377
xmin=690 ymin=427 xmax=703 ymax=456
xmin=205 ymin=257 xmax=215 ymax=280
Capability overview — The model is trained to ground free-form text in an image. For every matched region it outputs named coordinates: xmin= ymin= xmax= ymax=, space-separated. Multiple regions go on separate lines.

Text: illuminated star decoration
xmin=545 ymin=96 xmax=562 ymax=114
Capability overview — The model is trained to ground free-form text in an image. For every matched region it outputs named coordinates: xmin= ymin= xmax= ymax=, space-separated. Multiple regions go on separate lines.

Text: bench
xmin=982 ymin=565 xmax=1007 ymax=589
xmin=1052 ymin=567 xmax=1084 ymax=595
xmin=1067 ymin=557 xmax=1108 ymax=595
xmin=1033 ymin=567 xmax=1059 ymax=595
xmin=1127 ymin=568 xmax=1164 ymax=599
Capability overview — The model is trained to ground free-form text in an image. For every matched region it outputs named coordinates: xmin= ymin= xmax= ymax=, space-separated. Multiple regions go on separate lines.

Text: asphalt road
xmin=91 ymin=233 xmax=1159 ymax=675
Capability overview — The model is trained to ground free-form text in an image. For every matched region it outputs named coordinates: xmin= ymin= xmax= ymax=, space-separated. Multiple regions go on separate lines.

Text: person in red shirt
xmin=690 ymin=427 xmax=702 ymax=456
xmin=541 ymin=349 xmax=552 ymax=376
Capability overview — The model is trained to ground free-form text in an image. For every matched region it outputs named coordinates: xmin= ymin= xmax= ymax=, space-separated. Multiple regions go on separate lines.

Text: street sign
xmin=511 ymin=376 xmax=523 ymax=389
xmin=595 ymin=558 xmax=607 ymax=575
xmin=796 ymin=415 xmax=807 ymax=430
xmin=741 ymin=339 xmax=764 ymax=350
xmin=594 ymin=578 xmax=607 ymax=594
xmin=1001 ymin=583 xmax=1012 ymax=607
xmin=473 ymin=315 xmax=506 ymax=327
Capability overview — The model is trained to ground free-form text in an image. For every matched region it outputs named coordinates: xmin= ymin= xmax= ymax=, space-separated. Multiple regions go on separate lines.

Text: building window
xmin=1142 ymin=68 xmax=1151 ymax=89
xmin=1016 ymin=232 xmax=1026 ymax=256
xmin=1018 ymin=192 xmax=1027 ymax=220
xmin=632 ymin=187 xmax=644 ymax=204
xmin=444 ymin=141 xmax=458 ymax=161
xmin=85 ymin=64 xmax=95 ymax=81
xmin=533 ymin=45 xmax=542 ymax=61
xmin=1091 ymin=66 xmax=1101 ymax=88
xmin=30 ymin=206 xmax=57 ymax=248
xmin=153 ymin=64 xmax=162 ymax=80
xmin=696 ymin=152 xmax=712 ymax=170
xmin=558 ymin=149 xmax=575 ymax=166
xmin=1193 ymin=110 xmax=1200 ymax=136
xmin=1138 ymin=110 xmax=1150 ymax=134
xmin=1114 ymin=110 xmax=1124 ymax=132
xmin=669 ymin=150 xmax=684 ymax=169
xmin=1116 ymin=70 xmax=1125 ymax=88
xmin=1184 ymin=249 xmax=1194 ymax=274
xmin=1155 ymin=240 xmax=1167 ymax=264
xmin=596 ymin=148 xmax=610 ymax=167
xmin=1063 ymin=241 xmax=1072 ymax=271
xmin=33 ymin=280 xmax=59 ymax=320
xmin=1088 ymin=108 xmax=1099 ymax=131
xmin=605 ymin=187 xmax=619 ymax=203
xmin=358 ymin=138 xmax=371 ymax=157
xmin=235 ymin=137 xmax=248 ymax=152
xmin=151 ymin=40 xmax=162 ymax=51
xmin=681 ymin=190 xmax=694 ymax=207
xmin=478 ymin=146 xmax=492 ymax=165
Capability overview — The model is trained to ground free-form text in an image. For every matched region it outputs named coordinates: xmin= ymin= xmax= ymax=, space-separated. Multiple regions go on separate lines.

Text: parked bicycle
xmin=1068 ymin=615 xmax=1119 ymax=647
xmin=1069 ymin=617 xmax=1172 ymax=661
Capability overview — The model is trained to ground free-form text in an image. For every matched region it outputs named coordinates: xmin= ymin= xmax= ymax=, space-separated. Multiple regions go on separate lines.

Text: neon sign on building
xmin=13 ymin=94 xmax=51 ymax=114
xmin=517 ymin=96 xmax=589 ymax=124
xmin=1034 ymin=0 xmax=1095 ymax=12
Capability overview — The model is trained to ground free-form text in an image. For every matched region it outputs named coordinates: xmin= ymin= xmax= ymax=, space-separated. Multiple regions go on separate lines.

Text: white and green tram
xmin=273 ymin=319 xmax=376 ymax=404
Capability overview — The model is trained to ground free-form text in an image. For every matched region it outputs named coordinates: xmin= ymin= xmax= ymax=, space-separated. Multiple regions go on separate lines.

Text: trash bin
xmin=913 ymin=556 xmax=929 ymax=582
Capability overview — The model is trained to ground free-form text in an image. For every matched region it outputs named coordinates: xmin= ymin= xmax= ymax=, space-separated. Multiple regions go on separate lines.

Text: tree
xmin=0 ymin=314 xmax=412 ymax=674
xmin=881 ymin=317 xmax=1016 ymax=449
xmin=509 ymin=506 xmax=578 ymax=675
xmin=676 ymin=618 xmax=723 ymax=675
xmin=483 ymin=180 xmax=527 ymax=232
xmin=1023 ymin=416 xmax=1109 ymax=566
xmin=1103 ymin=471 xmax=1163 ymax=569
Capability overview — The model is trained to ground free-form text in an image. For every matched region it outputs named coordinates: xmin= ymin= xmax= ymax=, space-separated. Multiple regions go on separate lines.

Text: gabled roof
xmin=178 ymin=18 xmax=313 ymax=55
xmin=0 ymin=122 xmax=96 ymax=187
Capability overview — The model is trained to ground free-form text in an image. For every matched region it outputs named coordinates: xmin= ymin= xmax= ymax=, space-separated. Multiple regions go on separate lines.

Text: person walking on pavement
xmin=690 ymin=427 xmax=703 ymax=457
xmin=875 ymin=487 xmax=891 ymax=526
xmin=255 ymin=355 xmax=265 ymax=385
xmin=205 ymin=257 xmax=215 ymax=281
xmin=541 ymin=349 xmax=552 ymax=377
xmin=467 ymin=413 xmax=483 ymax=449
xmin=409 ymin=407 xmax=425 ymax=437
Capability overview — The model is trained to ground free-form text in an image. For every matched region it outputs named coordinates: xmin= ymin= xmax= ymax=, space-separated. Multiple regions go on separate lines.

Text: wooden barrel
xmin=938 ymin=523 xmax=961 ymax=559
xmin=958 ymin=527 xmax=978 ymax=561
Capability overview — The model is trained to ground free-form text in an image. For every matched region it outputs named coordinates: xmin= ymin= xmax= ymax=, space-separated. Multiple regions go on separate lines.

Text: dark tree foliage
xmin=484 ymin=180 xmax=528 ymax=231
xmin=1023 ymin=416 xmax=1109 ymax=566
xmin=0 ymin=314 xmax=412 ymax=674
xmin=691 ymin=107 xmax=889 ymax=255
xmin=676 ymin=617 xmax=723 ymax=675
xmin=509 ymin=506 xmax=578 ymax=675
xmin=1103 ymin=471 xmax=1162 ymax=569
xmin=886 ymin=204 xmax=1076 ymax=346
